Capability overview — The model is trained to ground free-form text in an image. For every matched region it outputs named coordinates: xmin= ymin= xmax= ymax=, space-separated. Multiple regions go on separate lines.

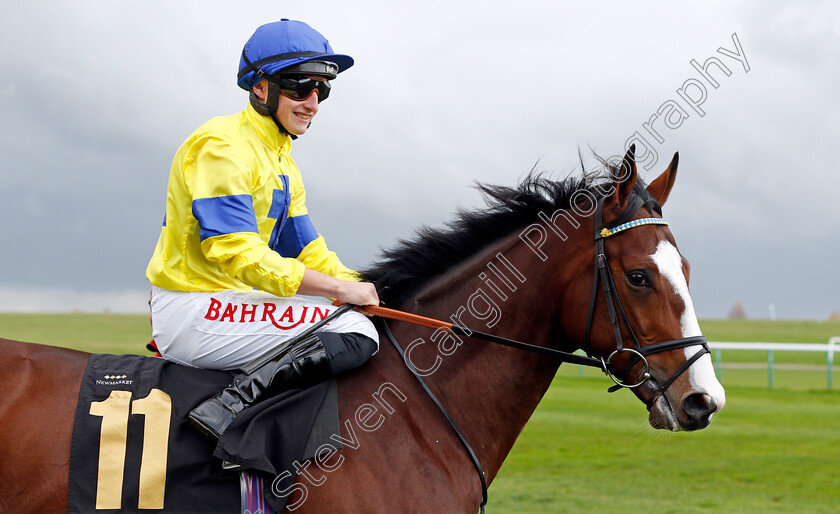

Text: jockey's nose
xmin=303 ymin=90 xmax=320 ymax=111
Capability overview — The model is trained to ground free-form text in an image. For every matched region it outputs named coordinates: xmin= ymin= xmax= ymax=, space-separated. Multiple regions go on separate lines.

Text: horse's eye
xmin=627 ymin=271 xmax=652 ymax=288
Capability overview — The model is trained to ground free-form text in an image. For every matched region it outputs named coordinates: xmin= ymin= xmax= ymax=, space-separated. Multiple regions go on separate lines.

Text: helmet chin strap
xmin=249 ymin=82 xmax=299 ymax=140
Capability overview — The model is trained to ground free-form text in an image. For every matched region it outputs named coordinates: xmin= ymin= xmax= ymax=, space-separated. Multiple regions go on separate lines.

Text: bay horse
xmin=0 ymin=148 xmax=724 ymax=512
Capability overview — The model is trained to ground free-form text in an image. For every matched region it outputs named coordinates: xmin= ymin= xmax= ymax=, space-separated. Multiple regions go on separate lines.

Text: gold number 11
xmin=88 ymin=388 xmax=172 ymax=509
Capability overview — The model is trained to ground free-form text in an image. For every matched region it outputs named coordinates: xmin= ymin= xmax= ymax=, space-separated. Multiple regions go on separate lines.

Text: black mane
xmin=361 ymin=163 xmax=633 ymax=308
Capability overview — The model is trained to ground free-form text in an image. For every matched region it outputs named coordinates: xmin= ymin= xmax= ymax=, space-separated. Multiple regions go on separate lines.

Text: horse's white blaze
xmin=652 ymin=241 xmax=726 ymax=410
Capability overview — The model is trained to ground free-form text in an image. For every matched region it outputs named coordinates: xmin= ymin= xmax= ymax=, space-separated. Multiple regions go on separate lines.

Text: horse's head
xmin=560 ymin=147 xmax=725 ymax=431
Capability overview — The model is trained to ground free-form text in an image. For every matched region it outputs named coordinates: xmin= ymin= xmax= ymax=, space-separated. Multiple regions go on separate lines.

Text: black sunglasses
xmin=272 ymin=76 xmax=331 ymax=102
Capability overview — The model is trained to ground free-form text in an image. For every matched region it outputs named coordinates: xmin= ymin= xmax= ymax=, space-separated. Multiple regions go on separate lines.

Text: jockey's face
xmin=253 ymin=77 xmax=323 ymax=135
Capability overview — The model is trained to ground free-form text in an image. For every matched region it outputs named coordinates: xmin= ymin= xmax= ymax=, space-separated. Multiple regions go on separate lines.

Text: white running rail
xmin=708 ymin=338 xmax=838 ymax=390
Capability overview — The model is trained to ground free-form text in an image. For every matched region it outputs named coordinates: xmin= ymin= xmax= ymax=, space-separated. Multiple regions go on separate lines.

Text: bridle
xmin=583 ymin=192 xmax=710 ymax=406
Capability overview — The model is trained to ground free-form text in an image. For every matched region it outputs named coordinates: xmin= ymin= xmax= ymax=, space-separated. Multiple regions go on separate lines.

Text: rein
xmin=377 ymin=318 xmax=489 ymax=514
xmin=361 ymin=305 xmax=605 ymax=368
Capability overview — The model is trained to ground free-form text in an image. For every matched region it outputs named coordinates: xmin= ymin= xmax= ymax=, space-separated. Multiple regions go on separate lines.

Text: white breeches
xmin=150 ymin=287 xmax=378 ymax=371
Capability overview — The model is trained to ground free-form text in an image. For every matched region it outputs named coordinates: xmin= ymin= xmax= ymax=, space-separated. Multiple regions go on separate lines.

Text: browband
xmin=600 ymin=218 xmax=669 ymax=238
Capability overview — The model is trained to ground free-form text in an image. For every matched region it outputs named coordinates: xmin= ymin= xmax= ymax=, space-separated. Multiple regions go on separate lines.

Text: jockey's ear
xmin=646 ymin=152 xmax=679 ymax=207
xmin=252 ymin=79 xmax=270 ymax=103
xmin=613 ymin=145 xmax=638 ymax=209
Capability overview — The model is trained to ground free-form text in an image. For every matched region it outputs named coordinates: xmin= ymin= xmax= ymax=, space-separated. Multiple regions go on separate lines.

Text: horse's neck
xmin=396 ymin=234 xmax=571 ymax=482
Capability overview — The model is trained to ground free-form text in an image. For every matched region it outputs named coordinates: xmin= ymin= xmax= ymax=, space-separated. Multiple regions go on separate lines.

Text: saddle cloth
xmin=68 ymin=353 xmax=339 ymax=513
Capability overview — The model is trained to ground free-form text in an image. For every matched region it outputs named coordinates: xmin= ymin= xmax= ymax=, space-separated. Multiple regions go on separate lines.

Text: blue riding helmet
xmin=237 ymin=19 xmax=354 ymax=91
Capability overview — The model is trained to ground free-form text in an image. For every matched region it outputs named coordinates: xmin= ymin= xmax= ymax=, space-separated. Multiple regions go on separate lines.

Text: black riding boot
xmin=188 ymin=333 xmax=331 ymax=440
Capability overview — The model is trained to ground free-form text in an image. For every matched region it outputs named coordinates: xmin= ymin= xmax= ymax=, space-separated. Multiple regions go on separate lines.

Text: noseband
xmin=583 ymin=193 xmax=710 ymax=406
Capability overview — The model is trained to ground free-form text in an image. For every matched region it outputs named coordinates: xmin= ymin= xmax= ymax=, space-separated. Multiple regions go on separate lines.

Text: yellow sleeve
xmin=298 ymin=236 xmax=361 ymax=282
xmin=187 ymin=136 xmax=305 ymax=296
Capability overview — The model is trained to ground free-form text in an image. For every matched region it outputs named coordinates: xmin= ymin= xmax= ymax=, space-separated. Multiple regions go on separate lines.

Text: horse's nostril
xmin=682 ymin=392 xmax=717 ymax=419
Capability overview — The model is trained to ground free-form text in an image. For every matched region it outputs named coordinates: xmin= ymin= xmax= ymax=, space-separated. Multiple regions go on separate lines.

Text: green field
xmin=488 ymin=376 xmax=840 ymax=513
xmin=700 ymin=319 xmax=840 ymax=343
xmin=0 ymin=313 xmax=152 ymax=354
xmin=2 ymin=315 xmax=839 ymax=512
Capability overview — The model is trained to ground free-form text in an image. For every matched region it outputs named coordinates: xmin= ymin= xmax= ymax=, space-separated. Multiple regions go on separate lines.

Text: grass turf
xmin=487 ymin=376 xmax=840 ymax=513
xmin=0 ymin=313 xmax=152 ymax=354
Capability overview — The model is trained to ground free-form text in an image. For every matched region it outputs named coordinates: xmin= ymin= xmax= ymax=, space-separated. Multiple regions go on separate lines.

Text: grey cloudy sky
xmin=1 ymin=1 xmax=838 ymax=319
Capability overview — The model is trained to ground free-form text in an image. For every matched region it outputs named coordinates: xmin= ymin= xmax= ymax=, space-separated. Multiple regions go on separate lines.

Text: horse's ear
xmin=646 ymin=152 xmax=679 ymax=206
xmin=613 ymin=145 xmax=638 ymax=208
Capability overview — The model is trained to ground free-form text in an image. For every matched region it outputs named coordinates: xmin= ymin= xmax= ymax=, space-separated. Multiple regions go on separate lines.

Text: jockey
xmin=146 ymin=19 xmax=380 ymax=441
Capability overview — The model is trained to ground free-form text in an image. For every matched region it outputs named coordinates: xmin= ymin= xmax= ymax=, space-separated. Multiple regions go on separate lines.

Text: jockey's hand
xmin=336 ymin=280 xmax=380 ymax=307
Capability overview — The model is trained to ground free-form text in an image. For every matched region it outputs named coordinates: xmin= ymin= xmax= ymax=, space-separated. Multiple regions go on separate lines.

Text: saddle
xmin=68 ymin=352 xmax=340 ymax=513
